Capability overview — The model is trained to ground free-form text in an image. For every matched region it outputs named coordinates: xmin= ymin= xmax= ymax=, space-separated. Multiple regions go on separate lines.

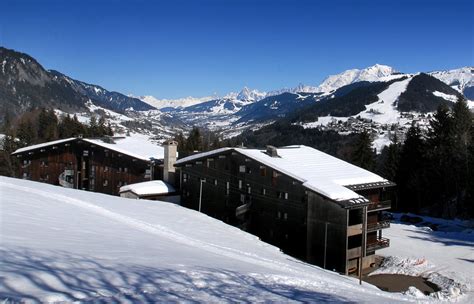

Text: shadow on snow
xmin=0 ymin=247 xmax=356 ymax=303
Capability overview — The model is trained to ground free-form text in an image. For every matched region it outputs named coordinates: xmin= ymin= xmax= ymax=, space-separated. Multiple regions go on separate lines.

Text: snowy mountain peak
xmin=316 ymin=64 xmax=399 ymax=93
xmin=429 ymin=66 xmax=474 ymax=93
xmin=139 ymin=95 xmax=215 ymax=109
xmin=236 ymin=87 xmax=267 ymax=101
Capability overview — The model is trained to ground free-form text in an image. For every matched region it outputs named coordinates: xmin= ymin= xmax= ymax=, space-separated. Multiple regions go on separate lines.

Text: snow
xmin=236 ymin=87 xmax=267 ymax=101
xmin=430 ymin=67 xmax=474 ymax=93
xmin=177 ymin=145 xmax=388 ymax=201
xmin=375 ymin=214 xmax=474 ymax=302
xmin=2 ymin=59 xmax=6 ymax=74
xmin=359 ymin=77 xmax=412 ymax=125
xmin=0 ymin=177 xmax=413 ymax=303
xmin=140 ymin=95 xmax=215 ymax=109
xmin=120 ymin=180 xmax=176 ymax=196
xmin=432 ymin=91 xmax=459 ymax=102
xmin=316 ymin=64 xmax=399 ymax=93
xmin=12 ymin=134 xmax=165 ymax=161
xmin=84 ymin=134 xmax=164 ymax=161
xmin=12 ymin=137 xmax=76 ymax=154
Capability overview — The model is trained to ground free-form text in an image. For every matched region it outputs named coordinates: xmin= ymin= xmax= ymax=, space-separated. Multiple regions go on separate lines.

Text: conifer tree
xmin=351 ymin=131 xmax=375 ymax=170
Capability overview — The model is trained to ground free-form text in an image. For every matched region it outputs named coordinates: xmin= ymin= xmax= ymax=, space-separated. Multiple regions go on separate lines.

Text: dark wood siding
xmin=15 ymin=139 xmax=158 ymax=196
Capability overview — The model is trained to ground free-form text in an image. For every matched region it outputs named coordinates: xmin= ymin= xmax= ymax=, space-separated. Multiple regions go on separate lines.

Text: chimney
xmin=163 ymin=140 xmax=178 ymax=184
xmin=266 ymin=145 xmax=279 ymax=157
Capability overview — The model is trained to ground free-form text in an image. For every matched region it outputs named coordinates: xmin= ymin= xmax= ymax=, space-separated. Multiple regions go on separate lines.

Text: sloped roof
xmin=12 ymin=136 xmax=164 ymax=162
xmin=119 ymin=180 xmax=176 ymax=196
xmin=176 ymin=145 xmax=390 ymax=202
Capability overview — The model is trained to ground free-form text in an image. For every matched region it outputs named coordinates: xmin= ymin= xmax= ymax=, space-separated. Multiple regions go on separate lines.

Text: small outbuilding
xmin=119 ymin=180 xmax=180 ymax=203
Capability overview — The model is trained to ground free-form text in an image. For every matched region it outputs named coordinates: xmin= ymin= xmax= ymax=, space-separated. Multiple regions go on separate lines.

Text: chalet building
xmin=175 ymin=145 xmax=394 ymax=275
xmin=12 ymin=137 xmax=178 ymax=196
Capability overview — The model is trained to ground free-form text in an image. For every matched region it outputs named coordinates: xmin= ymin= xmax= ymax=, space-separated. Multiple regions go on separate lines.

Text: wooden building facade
xmin=175 ymin=145 xmax=394 ymax=274
xmin=11 ymin=137 xmax=173 ymax=196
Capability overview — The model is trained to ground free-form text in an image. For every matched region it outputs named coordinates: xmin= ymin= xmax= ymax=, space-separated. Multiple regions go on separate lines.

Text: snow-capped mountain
xmin=236 ymin=87 xmax=267 ymax=101
xmin=429 ymin=67 xmax=474 ymax=100
xmin=315 ymin=64 xmax=400 ymax=93
xmin=139 ymin=95 xmax=215 ymax=109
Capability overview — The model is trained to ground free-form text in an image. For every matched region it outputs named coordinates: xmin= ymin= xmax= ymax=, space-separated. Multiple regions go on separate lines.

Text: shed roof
xmin=176 ymin=145 xmax=391 ymax=203
xmin=119 ymin=180 xmax=176 ymax=196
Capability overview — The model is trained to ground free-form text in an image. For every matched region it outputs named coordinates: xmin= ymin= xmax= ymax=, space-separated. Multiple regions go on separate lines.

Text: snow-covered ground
xmin=376 ymin=214 xmax=474 ymax=302
xmin=0 ymin=177 xmax=415 ymax=303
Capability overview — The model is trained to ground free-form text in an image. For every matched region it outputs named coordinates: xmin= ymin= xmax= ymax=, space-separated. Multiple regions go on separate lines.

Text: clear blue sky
xmin=1 ymin=0 xmax=473 ymax=98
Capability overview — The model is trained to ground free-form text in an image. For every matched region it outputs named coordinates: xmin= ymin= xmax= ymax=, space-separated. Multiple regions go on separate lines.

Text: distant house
xmin=12 ymin=137 xmax=178 ymax=196
xmin=175 ymin=145 xmax=394 ymax=275
xmin=119 ymin=180 xmax=180 ymax=203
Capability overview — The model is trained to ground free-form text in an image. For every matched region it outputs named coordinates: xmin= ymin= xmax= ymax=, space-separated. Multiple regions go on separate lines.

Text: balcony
xmin=366 ymin=220 xmax=390 ymax=232
xmin=368 ymin=200 xmax=391 ymax=212
xmin=366 ymin=237 xmax=390 ymax=252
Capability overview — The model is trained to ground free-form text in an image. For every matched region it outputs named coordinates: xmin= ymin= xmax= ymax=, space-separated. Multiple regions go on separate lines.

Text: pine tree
xmin=351 ymin=131 xmax=375 ymax=170
xmin=396 ymin=123 xmax=427 ymax=212
xmin=17 ymin=119 xmax=36 ymax=146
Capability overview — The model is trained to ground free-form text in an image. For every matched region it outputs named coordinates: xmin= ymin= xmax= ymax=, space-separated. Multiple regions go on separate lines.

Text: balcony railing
xmin=368 ymin=200 xmax=391 ymax=212
xmin=367 ymin=220 xmax=391 ymax=232
xmin=366 ymin=237 xmax=390 ymax=252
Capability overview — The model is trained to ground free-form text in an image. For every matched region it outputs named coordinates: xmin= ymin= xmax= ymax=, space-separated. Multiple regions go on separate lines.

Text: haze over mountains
xmin=1 ymin=46 xmax=472 ymax=145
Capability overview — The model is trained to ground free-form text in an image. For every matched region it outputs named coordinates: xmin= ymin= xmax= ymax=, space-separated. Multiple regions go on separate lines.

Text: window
xmin=103 ymin=179 xmax=108 ymax=186
xmin=124 ymin=167 xmax=128 ymax=173
xmin=238 ymin=180 xmax=242 ymax=189
xmin=226 ymin=182 xmax=230 ymax=195
xmin=240 ymin=194 xmax=245 ymax=203
xmin=214 ymin=179 xmax=218 ymax=186
xmin=183 ymin=173 xmax=187 ymax=183
xmin=277 ymin=211 xmax=281 ymax=219
xmin=284 ymin=212 xmax=288 ymax=220
xmin=260 ymin=166 xmax=266 ymax=176
xmin=104 ymin=166 xmax=109 ymax=172
xmin=247 ymin=186 xmax=251 ymax=194
xmin=261 ymin=188 xmax=266 ymax=195
xmin=239 ymin=165 xmax=246 ymax=173
xmin=284 ymin=192 xmax=289 ymax=200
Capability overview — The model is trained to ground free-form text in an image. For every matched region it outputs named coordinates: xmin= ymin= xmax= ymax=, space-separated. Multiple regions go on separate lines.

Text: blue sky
xmin=1 ymin=0 xmax=473 ymax=98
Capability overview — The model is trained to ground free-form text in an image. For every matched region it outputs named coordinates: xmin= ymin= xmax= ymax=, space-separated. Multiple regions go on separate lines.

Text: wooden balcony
xmin=367 ymin=200 xmax=391 ymax=212
xmin=366 ymin=237 xmax=390 ymax=252
xmin=366 ymin=220 xmax=390 ymax=232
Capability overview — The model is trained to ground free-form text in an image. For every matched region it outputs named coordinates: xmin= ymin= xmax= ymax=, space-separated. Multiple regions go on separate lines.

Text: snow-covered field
xmin=0 ymin=177 xmax=414 ymax=303
xmin=376 ymin=214 xmax=474 ymax=302
xmin=1 ymin=178 xmax=473 ymax=302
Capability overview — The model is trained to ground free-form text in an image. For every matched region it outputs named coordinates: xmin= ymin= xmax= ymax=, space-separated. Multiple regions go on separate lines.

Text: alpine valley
xmin=1 ymin=46 xmax=472 ymax=149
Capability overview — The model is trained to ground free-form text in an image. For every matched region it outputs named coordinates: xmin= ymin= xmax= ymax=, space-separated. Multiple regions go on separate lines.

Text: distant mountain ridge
xmin=0 ymin=46 xmax=155 ymax=119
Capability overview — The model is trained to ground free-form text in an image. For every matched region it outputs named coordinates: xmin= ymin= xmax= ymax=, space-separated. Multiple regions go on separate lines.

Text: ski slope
xmin=0 ymin=177 xmax=411 ymax=303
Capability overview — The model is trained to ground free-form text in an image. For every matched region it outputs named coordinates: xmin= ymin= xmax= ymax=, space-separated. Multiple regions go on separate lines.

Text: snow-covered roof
xmin=13 ymin=138 xmax=77 ymax=154
xmin=176 ymin=145 xmax=390 ymax=202
xmin=12 ymin=136 xmax=164 ymax=162
xmin=83 ymin=137 xmax=164 ymax=161
xmin=119 ymin=180 xmax=176 ymax=196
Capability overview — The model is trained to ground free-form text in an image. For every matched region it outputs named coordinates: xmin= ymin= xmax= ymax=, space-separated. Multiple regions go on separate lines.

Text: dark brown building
xmin=12 ymin=137 xmax=177 ymax=196
xmin=175 ymin=145 xmax=394 ymax=275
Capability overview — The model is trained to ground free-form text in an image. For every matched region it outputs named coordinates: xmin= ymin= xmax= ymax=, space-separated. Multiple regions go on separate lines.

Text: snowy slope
xmin=429 ymin=67 xmax=474 ymax=94
xmin=0 ymin=177 xmax=412 ymax=303
xmin=377 ymin=214 xmax=474 ymax=302
xmin=316 ymin=64 xmax=402 ymax=93
xmin=140 ymin=95 xmax=215 ymax=109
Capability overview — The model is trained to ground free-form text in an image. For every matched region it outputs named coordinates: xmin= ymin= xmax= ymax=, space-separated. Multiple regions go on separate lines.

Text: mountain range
xmin=1 ymin=46 xmax=472 ymax=147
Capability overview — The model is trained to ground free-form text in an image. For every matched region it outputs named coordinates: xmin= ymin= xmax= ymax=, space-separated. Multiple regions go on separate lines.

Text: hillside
xmin=0 ymin=177 xmax=413 ymax=303
xmin=0 ymin=47 xmax=154 ymax=120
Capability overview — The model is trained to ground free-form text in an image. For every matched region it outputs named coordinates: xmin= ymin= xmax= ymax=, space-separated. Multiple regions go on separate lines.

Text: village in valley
xmin=1 ymin=0 xmax=473 ymax=303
